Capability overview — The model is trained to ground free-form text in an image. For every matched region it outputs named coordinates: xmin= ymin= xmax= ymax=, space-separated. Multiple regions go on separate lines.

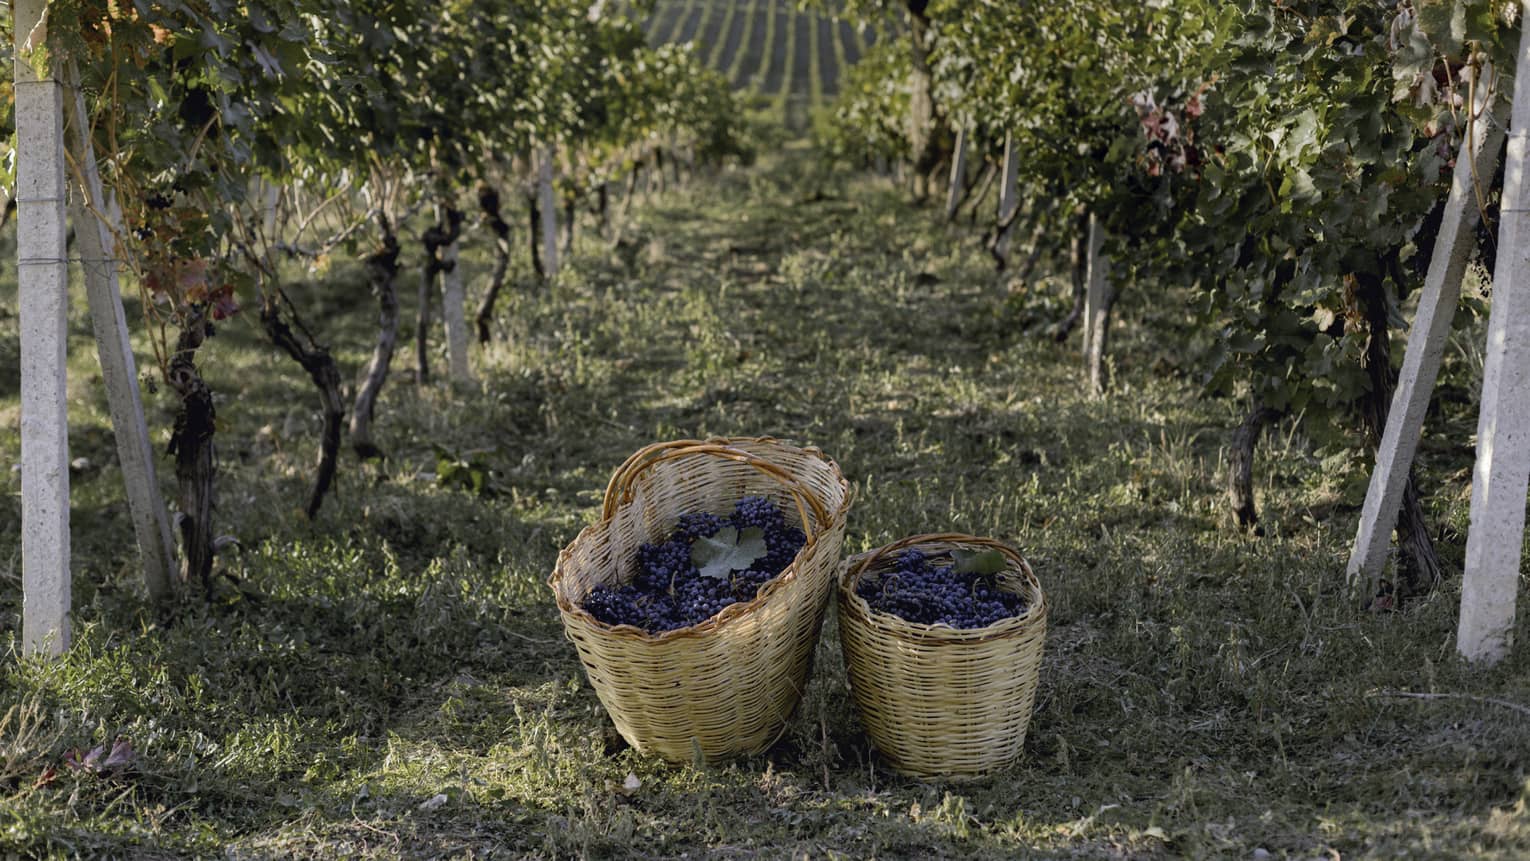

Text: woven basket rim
xmin=600 ymin=437 xmax=838 ymax=546
xmin=548 ymin=436 xmax=852 ymax=644
xmin=839 ymin=536 xmax=1047 ymax=644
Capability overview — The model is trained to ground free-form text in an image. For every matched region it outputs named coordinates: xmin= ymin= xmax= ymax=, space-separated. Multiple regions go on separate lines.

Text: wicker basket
xmin=838 ymin=533 xmax=1047 ymax=779
xmin=549 ymin=437 xmax=850 ymax=762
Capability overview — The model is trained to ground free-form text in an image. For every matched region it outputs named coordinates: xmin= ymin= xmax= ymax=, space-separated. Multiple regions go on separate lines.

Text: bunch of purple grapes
xmin=856 ymin=549 xmax=1025 ymax=629
xmin=580 ymin=496 xmax=806 ymax=633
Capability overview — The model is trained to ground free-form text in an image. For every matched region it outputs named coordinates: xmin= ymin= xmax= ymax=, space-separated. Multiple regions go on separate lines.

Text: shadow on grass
xmin=3 ymin=146 xmax=1529 ymax=859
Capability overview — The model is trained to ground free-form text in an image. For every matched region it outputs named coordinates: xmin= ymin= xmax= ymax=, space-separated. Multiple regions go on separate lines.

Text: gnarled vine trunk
xmin=527 ymin=192 xmax=545 ymax=280
xmin=474 ymin=184 xmax=514 ymax=344
xmin=1014 ymin=216 xmax=1049 ymax=287
xmin=1054 ymin=212 xmax=1090 ymax=342
xmin=1228 ymin=404 xmax=1280 ymax=531
xmin=415 ymin=210 xmax=459 ymax=384
xmin=351 ymin=216 xmax=400 ymax=459
xmin=964 ymin=160 xmax=998 ymax=226
xmin=652 ymin=148 xmax=667 ymax=195
xmin=597 ymin=182 xmax=611 ymax=237
xmin=167 ymin=311 xmax=216 ymax=594
xmin=988 ymin=199 xmax=1032 ymax=272
xmin=260 ymin=295 xmax=344 ymax=519
xmin=906 ymin=0 xmax=950 ymax=203
xmin=617 ymin=168 xmax=639 ymax=229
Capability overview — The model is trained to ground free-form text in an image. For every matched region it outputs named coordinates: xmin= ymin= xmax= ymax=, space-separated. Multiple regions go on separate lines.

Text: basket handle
xmin=846 ymin=533 xmax=1030 ymax=584
xmin=600 ymin=438 xmax=833 ymax=545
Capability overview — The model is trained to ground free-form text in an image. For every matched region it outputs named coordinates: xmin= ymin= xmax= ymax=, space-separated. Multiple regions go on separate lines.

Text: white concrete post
xmin=104 ymin=187 xmax=124 ymax=236
xmin=16 ymin=0 xmax=71 ymax=656
xmin=945 ymin=126 xmax=968 ymax=219
xmin=1460 ymin=10 xmax=1530 ymax=665
xmin=62 ymin=60 xmax=178 ymax=601
xmin=1347 ymin=64 xmax=1505 ymax=599
xmin=994 ymin=133 xmax=1020 ymax=259
xmin=261 ymin=182 xmax=278 ymax=237
xmin=439 ymin=226 xmax=472 ymax=383
xmin=538 ymin=144 xmax=560 ymax=279
xmin=1082 ymin=213 xmax=1112 ymax=394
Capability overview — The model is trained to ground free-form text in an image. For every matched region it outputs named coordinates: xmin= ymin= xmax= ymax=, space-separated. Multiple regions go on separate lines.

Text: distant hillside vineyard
xmin=629 ymin=0 xmax=881 ymax=130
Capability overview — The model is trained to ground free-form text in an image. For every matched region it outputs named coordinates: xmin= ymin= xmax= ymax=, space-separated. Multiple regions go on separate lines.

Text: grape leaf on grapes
xmin=952 ymin=549 xmax=1008 ymax=576
xmin=692 ymin=526 xmax=767 ymax=579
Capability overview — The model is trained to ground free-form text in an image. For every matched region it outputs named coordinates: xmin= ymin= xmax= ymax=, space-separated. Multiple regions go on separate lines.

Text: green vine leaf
xmin=952 ymin=549 xmax=1007 ymax=576
xmin=692 ymin=526 xmax=767 ymax=580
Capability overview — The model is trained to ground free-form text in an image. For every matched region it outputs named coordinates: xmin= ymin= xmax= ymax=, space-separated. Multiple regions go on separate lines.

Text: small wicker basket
xmin=550 ymin=437 xmax=850 ymax=762
xmin=838 ymin=533 xmax=1047 ymax=780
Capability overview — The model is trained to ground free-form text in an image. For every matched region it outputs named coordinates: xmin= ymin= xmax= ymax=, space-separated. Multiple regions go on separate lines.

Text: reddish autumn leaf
xmin=61 ymin=737 xmax=135 ymax=775
xmin=178 ymin=259 xmax=210 ymax=299
xmin=102 ymin=738 xmax=136 ymax=771
xmin=210 ymin=288 xmax=241 ymax=321
xmin=64 ymin=744 xmax=106 ymax=772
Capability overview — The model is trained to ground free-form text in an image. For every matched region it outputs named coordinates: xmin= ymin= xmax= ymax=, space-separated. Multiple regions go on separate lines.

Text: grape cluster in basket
xmin=581 ymin=496 xmax=806 ymax=633
xmin=856 ymin=548 xmax=1026 ymax=629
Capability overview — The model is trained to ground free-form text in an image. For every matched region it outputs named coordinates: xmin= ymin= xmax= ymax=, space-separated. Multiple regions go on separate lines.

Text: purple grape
xmin=580 ymin=497 xmax=806 ymax=633
xmin=858 ymin=551 xmax=1027 ymax=629
xmin=677 ymin=512 xmax=727 ymax=540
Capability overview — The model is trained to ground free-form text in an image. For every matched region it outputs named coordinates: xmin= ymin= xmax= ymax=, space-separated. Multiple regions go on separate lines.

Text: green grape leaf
xmin=691 ymin=526 xmax=767 ymax=580
xmin=951 ymin=549 xmax=1008 ymax=576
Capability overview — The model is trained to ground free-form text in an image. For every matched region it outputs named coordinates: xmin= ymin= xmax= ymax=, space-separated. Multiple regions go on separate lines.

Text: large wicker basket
xmin=838 ymin=534 xmax=1047 ymax=779
xmin=549 ymin=437 xmax=850 ymax=762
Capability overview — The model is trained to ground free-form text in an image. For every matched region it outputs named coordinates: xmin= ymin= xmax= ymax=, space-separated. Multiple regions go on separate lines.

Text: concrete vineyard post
xmin=995 ymin=133 xmax=1020 ymax=259
xmin=1460 ymin=9 xmax=1530 ymax=666
xmin=15 ymin=0 xmax=72 ymax=656
xmin=1082 ymin=213 xmax=1112 ymax=394
xmin=539 ymin=144 xmax=560 ymax=280
xmin=63 ymin=60 xmax=178 ymax=602
xmin=262 ymin=182 xmax=278 ymax=237
xmin=440 ymin=226 xmax=472 ymax=383
xmin=945 ymin=126 xmax=968 ymax=220
xmin=104 ymin=187 xmax=123 ymax=236
xmin=1347 ymin=64 xmax=1505 ymax=601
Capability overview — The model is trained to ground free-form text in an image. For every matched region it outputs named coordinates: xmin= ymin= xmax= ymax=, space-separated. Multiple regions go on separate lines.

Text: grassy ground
xmin=1 ymin=143 xmax=1528 ymax=859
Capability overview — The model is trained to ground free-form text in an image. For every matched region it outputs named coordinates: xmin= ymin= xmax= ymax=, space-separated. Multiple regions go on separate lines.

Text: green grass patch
xmin=0 ymin=148 xmax=1527 ymax=858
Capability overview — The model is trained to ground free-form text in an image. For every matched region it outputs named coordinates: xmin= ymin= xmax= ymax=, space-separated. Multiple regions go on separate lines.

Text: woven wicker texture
xmin=838 ymin=534 xmax=1047 ymax=780
xmin=550 ymin=437 xmax=850 ymax=762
